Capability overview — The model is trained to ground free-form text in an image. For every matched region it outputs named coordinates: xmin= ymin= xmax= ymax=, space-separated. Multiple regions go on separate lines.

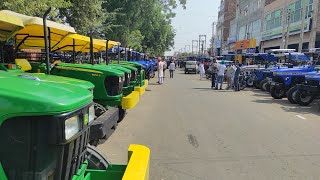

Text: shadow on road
xmin=253 ymin=96 xmax=320 ymax=115
xmin=192 ymin=88 xmax=232 ymax=93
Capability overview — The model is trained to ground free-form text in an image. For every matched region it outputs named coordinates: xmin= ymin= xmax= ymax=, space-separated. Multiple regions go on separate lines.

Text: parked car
xmin=185 ymin=61 xmax=199 ymax=74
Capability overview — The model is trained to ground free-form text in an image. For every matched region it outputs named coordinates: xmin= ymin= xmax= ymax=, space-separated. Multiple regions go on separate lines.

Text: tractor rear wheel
xmin=287 ymin=86 xmax=298 ymax=104
xmin=270 ymin=86 xmax=285 ymax=99
xmin=296 ymin=90 xmax=315 ymax=106
xmin=86 ymin=144 xmax=109 ymax=170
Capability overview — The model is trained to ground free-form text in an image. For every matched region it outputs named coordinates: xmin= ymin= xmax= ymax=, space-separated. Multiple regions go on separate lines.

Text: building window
xmin=288 ymin=0 xmax=313 ymax=23
xmin=264 ymin=9 xmax=282 ymax=31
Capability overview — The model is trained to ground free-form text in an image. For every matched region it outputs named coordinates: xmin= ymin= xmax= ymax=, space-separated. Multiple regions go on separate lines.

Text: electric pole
xmin=199 ymin=35 xmax=207 ymax=55
xmin=192 ymin=40 xmax=198 ymax=55
xmin=285 ymin=10 xmax=292 ymax=49
xmin=310 ymin=0 xmax=318 ymax=50
xmin=299 ymin=0 xmax=307 ymax=52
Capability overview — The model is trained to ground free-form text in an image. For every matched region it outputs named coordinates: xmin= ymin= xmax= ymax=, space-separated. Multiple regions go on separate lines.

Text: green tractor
xmin=0 ymin=69 xmax=150 ymax=180
xmin=0 ymin=10 xmax=139 ymax=146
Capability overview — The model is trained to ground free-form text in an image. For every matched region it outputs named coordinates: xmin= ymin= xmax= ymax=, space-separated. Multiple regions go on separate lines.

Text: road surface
xmin=99 ymin=70 xmax=320 ymax=180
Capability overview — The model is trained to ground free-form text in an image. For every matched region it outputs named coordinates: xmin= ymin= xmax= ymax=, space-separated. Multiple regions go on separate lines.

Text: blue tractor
xmin=269 ymin=66 xmax=315 ymax=100
xmin=130 ymin=52 xmax=155 ymax=80
xmin=294 ymin=71 xmax=320 ymax=106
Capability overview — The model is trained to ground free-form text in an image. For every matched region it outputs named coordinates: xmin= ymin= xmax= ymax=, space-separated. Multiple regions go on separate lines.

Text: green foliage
xmin=128 ymin=30 xmax=144 ymax=52
xmin=0 ymin=0 xmax=71 ymax=20
xmin=0 ymin=0 xmax=187 ymax=56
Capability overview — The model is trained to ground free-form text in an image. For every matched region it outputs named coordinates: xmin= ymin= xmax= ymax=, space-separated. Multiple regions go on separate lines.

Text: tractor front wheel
xmin=86 ymin=144 xmax=110 ymax=170
xmin=287 ymin=86 xmax=298 ymax=104
xmin=259 ymin=79 xmax=269 ymax=91
xmin=270 ymin=86 xmax=285 ymax=99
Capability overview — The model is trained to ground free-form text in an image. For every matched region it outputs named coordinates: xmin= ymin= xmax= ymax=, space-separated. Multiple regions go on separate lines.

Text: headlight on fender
xmin=65 ymin=116 xmax=80 ymax=140
xmin=88 ymin=105 xmax=95 ymax=123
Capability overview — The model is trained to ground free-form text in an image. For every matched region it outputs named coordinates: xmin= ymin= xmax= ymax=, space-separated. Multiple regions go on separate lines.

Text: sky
xmin=165 ymin=0 xmax=220 ymax=56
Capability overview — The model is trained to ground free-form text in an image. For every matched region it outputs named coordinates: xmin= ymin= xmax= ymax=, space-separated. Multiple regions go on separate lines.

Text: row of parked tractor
xmin=240 ymin=50 xmax=320 ymax=108
xmin=0 ymin=9 xmax=151 ymax=180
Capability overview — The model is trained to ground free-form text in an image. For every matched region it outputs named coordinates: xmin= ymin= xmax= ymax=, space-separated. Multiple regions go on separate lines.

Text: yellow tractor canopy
xmin=52 ymin=34 xmax=106 ymax=53
xmin=0 ymin=10 xmax=24 ymax=42
xmin=96 ymin=39 xmax=120 ymax=49
xmin=1 ymin=10 xmax=76 ymax=50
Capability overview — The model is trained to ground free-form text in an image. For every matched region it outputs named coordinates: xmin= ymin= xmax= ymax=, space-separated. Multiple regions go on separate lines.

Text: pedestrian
xmin=169 ymin=61 xmax=175 ymax=78
xmin=199 ymin=61 xmax=205 ymax=80
xmin=226 ymin=62 xmax=235 ymax=90
xmin=233 ymin=63 xmax=241 ymax=91
xmin=163 ymin=60 xmax=167 ymax=82
xmin=210 ymin=59 xmax=218 ymax=89
xmin=157 ymin=58 xmax=164 ymax=84
xmin=215 ymin=61 xmax=226 ymax=90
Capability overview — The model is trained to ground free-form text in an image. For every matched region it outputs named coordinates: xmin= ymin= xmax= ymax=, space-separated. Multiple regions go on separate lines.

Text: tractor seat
xmin=15 ymin=59 xmax=32 ymax=72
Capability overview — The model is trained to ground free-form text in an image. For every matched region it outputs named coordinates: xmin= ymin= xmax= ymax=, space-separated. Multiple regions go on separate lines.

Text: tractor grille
xmin=273 ymin=76 xmax=283 ymax=83
xmin=124 ymin=73 xmax=130 ymax=87
xmin=61 ymin=127 xmax=90 ymax=180
xmin=307 ymin=80 xmax=320 ymax=86
xmin=105 ymin=76 xmax=123 ymax=96
xmin=131 ymin=70 xmax=137 ymax=81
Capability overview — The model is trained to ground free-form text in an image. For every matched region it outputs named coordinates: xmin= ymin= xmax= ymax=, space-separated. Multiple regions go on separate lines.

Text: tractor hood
xmin=14 ymin=72 xmax=94 ymax=90
xmin=305 ymin=71 xmax=320 ymax=80
xmin=106 ymin=64 xmax=131 ymax=74
xmin=273 ymin=66 xmax=314 ymax=73
xmin=0 ymin=72 xmax=93 ymax=124
xmin=55 ymin=63 xmax=124 ymax=76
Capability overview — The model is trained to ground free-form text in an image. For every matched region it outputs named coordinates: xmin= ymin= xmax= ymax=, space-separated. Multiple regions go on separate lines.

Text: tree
xmin=0 ymin=0 xmax=71 ymax=20
xmin=127 ymin=30 xmax=144 ymax=52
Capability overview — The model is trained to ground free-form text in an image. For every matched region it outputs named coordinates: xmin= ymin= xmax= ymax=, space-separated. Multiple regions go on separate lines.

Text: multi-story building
xmin=225 ymin=0 xmax=265 ymax=55
xmin=215 ymin=0 xmax=236 ymax=55
xmin=261 ymin=0 xmax=319 ymax=52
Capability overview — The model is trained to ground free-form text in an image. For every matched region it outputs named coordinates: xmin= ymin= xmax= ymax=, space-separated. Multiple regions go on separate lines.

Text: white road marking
xmin=295 ymin=115 xmax=306 ymax=120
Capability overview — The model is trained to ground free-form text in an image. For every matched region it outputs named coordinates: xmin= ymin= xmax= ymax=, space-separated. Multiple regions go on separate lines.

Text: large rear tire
xmin=287 ymin=86 xmax=298 ymax=104
xmin=259 ymin=79 xmax=269 ymax=91
xmin=270 ymin=86 xmax=285 ymax=99
xmin=86 ymin=144 xmax=109 ymax=170
xmin=295 ymin=90 xmax=315 ymax=106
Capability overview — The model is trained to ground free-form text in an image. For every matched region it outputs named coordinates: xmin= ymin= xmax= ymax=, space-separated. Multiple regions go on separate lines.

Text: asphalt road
xmin=99 ymin=69 xmax=320 ymax=180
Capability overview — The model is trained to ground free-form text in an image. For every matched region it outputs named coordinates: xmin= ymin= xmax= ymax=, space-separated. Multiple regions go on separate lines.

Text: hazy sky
xmin=165 ymin=0 xmax=220 ymax=56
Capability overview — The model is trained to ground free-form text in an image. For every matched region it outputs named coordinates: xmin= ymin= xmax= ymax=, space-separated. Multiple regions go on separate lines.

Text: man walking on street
xmin=157 ymin=58 xmax=164 ymax=84
xmin=210 ymin=59 xmax=218 ymax=89
xmin=233 ymin=62 xmax=241 ymax=91
xmin=215 ymin=61 xmax=226 ymax=90
xmin=169 ymin=61 xmax=175 ymax=78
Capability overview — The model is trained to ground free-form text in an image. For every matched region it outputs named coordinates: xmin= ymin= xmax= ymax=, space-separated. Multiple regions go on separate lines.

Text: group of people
xmin=157 ymin=57 xmax=176 ymax=84
xmin=205 ymin=59 xmax=241 ymax=91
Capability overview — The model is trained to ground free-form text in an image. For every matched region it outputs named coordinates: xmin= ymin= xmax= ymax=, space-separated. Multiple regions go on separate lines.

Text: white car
xmin=185 ymin=61 xmax=199 ymax=74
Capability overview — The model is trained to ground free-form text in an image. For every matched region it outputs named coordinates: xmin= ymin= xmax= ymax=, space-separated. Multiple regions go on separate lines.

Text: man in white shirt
xmin=215 ymin=61 xmax=226 ymax=90
xmin=158 ymin=58 xmax=164 ymax=84
xmin=169 ymin=61 xmax=175 ymax=78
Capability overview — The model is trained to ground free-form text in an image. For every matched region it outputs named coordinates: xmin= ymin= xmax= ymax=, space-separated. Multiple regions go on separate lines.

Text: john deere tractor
xmin=0 ymin=70 xmax=150 ymax=180
xmin=0 ymin=10 xmax=139 ymax=146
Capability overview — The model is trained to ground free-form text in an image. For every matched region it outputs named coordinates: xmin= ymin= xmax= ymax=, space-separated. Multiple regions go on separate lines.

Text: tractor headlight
xmin=88 ymin=105 xmax=95 ymax=123
xmin=65 ymin=116 xmax=80 ymax=140
xmin=285 ymin=76 xmax=290 ymax=81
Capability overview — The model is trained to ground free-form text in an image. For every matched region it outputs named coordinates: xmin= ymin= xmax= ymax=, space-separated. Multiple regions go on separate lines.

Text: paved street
xmin=99 ymin=69 xmax=320 ymax=180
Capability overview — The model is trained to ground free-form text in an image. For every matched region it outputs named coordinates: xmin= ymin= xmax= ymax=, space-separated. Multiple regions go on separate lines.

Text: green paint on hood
xmin=0 ymin=71 xmax=93 ymax=125
xmin=57 ymin=63 xmax=124 ymax=76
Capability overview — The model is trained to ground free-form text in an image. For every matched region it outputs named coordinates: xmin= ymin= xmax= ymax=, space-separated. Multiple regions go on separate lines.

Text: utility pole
xmin=285 ymin=10 xmax=292 ymax=49
xmin=299 ymin=0 xmax=307 ymax=52
xmin=192 ymin=40 xmax=198 ymax=55
xmin=212 ymin=22 xmax=215 ymax=56
xmin=309 ymin=0 xmax=318 ymax=50
xmin=199 ymin=35 xmax=207 ymax=55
